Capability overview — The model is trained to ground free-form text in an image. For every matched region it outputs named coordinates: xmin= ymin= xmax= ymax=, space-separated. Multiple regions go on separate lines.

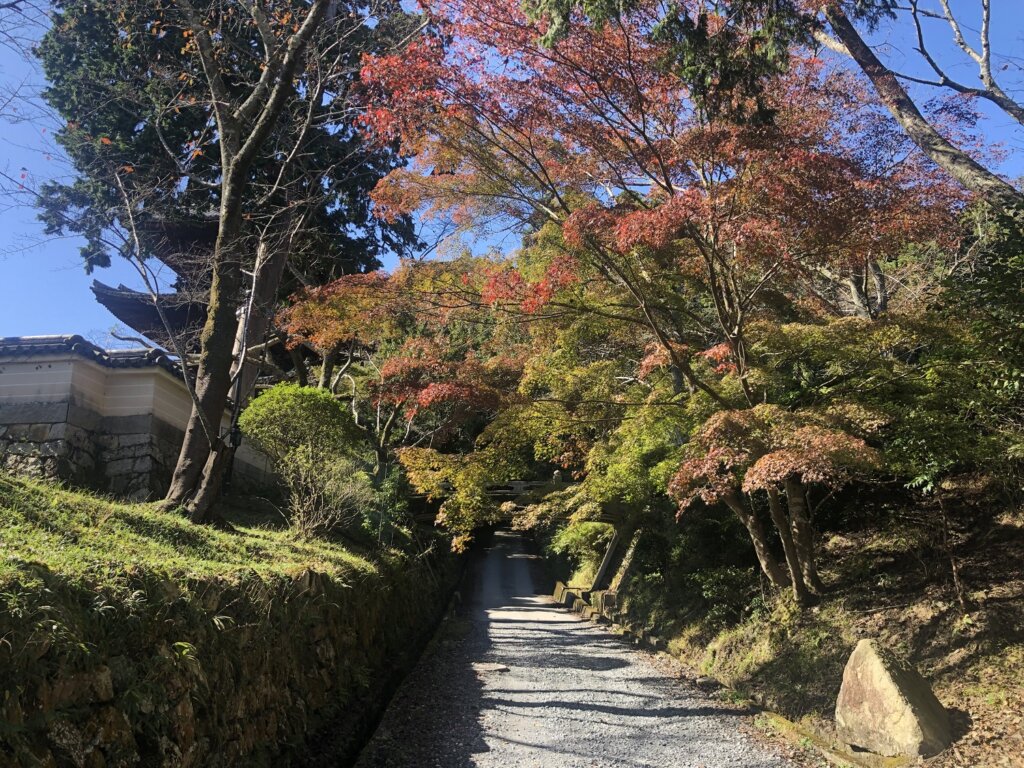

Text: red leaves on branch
xmin=278 ymin=271 xmax=393 ymax=352
xmin=479 ymin=253 xmax=580 ymax=313
xmin=669 ymin=446 xmax=746 ymax=510
xmin=742 ymin=426 xmax=878 ymax=492
xmin=637 ymin=341 xmax=691 ymax=380
xmin=669 ymin=406 xmax=879 ymax=517
xmin=357 ymin=0 xmax=967 ymax=392
xmin=358 ymin=36 xmax=450 ymax=148
xmin=278 ymin=261 xmax=524 ymax=428
xmin=699 ymin=343 xmax=737 ymax=375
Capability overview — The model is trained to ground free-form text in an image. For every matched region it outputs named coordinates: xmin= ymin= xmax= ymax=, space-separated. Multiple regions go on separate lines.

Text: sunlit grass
xmin=0 ymin=472 xmax=376 ymax=588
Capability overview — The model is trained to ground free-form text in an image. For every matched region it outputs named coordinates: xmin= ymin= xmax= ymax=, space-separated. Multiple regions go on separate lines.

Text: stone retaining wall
xmin=0 ymin=401 xmax=100 ymax=487
xmin=0 ymin=556 xmax=460 ymax=767
xmin=0 ymin=400 xmax=272 ymax=500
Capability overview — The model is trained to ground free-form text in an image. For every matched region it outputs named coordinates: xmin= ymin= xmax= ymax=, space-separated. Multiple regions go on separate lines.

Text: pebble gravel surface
xmin=353 ymin=529 xmax=796 ymax=768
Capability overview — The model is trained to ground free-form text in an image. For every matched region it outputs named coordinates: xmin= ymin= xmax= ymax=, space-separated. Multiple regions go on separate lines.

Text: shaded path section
xmin=353 ymin=530 xmax=794 ymax=768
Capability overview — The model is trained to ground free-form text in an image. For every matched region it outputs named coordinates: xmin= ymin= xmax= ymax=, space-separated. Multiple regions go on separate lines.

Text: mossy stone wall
xmin=0 ymin=555 xmax=456 ymax=767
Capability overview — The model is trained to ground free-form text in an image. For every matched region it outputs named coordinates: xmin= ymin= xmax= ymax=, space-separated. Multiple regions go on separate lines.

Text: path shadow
xmin=352 ymin=529 xmax=762 ymax=768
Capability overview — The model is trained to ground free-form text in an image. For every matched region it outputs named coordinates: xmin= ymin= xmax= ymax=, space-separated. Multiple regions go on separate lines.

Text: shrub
xmin=240 ymin=384 xmax=366 ymax=538
xmin=282 ymin=453 xmax=376 ymax=539
xmin=239 ymin=383 xmax=359 ymax=463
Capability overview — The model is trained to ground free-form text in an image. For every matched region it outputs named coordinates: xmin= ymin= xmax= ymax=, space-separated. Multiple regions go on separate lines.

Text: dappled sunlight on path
xmin=354 ymin=530 xmax=794 ymax=768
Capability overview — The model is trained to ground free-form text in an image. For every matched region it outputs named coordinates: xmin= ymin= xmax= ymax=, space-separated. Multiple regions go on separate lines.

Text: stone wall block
xmin=103 ymin=459 xmax=135 ymax=477
xmin=110 ymin=433 xmax=153 ymax=449
xmin=6 ymin=424 xmax=29 ymax=441
xmin=0 ymin=401 xmax=69 ymax=426
xmin=38 ymin=442 xmax=60 ymax=458
xmin=66 ymin=403 xmax=100 ymax=431
xmin=36 ymin=667 xmax=114 ymax=713
xmin=27 ymin=424 xmax=51 ymax=442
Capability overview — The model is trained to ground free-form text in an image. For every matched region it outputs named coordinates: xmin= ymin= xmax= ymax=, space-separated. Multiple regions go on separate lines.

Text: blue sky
xmin=0 ymin=1 xmax=1021 ymax=347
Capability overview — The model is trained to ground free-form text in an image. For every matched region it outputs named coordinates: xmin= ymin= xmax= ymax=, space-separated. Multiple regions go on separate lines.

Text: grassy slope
xmin=0 ymin=472 xmax=454 ymax=767
xmin=0 ymin=472 xmax=377 ymax=590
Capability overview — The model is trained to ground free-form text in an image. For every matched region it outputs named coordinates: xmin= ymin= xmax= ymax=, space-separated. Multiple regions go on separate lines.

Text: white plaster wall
xmin=0 ymin=358 xmax=74 ymax=403
xmin=102 ymin=369 xmax=158 ymax=417
xmin=69 ymin=359 xmax=107 ymax=412
xmin=152 ymin=371 xmax=195 ymax=428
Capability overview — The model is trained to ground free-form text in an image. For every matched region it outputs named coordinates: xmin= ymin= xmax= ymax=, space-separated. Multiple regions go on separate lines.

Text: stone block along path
xmin=354 ymin=530 xmax=796 ymax=768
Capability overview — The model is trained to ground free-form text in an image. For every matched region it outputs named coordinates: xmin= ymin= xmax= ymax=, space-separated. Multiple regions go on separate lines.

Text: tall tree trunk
xmin=163 ymin=229 xmax=243 ymax=508
xmin=846 ymin=271 xmax=872 ymax=319
xmin=319 ymin=347 xmax=338 ymax=389
xmin=232 ymin=239 xmax=291 ymax=410
xmin=767 ymin=488 xmax=814 ymax=606
xmin=166 ymin=0 xmax=331 ymax=520
xmin=373 ymin=443 xmax=389 ymax=487
xmin=868 ymin=260 xmax=888 ymax=315
xmin=785 ymin=478 xmax=825 ymax=595
xmin=825 ymin=5 xmax=1024 ymax=214
xmin=167 ymin=180 xmax=246 ymax=519
xmin=187 ymin=442 xmax=236 ymax=526
xmin=285 ymin=338 xmax=309 ymax=387
xmin=722 ymin=490 xmax=790 ymax=588
xmin=163 ymin=417 xmax=213 ymax=509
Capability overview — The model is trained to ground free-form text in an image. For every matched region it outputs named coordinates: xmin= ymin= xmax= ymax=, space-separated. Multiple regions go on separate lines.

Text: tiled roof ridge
xmin=0 ymin=334 xmax=181 ymax=375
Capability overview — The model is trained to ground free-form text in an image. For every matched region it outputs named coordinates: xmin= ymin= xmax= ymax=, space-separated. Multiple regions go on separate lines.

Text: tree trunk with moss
xmin=722 ymin=490 xmax=790 ymax=588
xmin=167 ymin=174 xmax=246 ymax=519
xmin=785 ymin=478 xmax=824 ymax=595
xmin=767 ymin=488 xmax=813 ymax=606
xmin=162 ymin=0 xmax=332 ymax=519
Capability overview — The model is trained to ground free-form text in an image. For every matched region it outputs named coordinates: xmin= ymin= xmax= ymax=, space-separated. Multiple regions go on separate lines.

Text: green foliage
xmin=616 ymin=509 xmax=759 ymax=628
xmin=36 ymin=0 xmax=417 ymax=275
xmin=240 ymin=384 xmax=359 ymax=464
xmin=0 ymin=472 xmax=375 ymax=588
xmin=753 ymin=316 xmax=1021 ymax=492
xmin=650 ymin=0 xmax=810 ymax=122
xmin=547 ymin=521 xmax=615 ymax=585
xmin=583 ymin=404 xmax=694 ymax=508
xmin=364 ymin=468 xmax=415 ymax=548
xmin=685 ymin=566 xmax=759 ymax=629
xmin=523 ymin=0 xmax=811 ymax=121
xmin=241 ymin=384 xmax=373 ymax=538
xmin=945 ymin=207 xmax=1024 ymax=393
xmin=280 ymin=453 xmax=377 ymax=539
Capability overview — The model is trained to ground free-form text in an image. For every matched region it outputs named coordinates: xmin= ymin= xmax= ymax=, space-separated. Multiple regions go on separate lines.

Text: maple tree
xmin=360 ymin=0 xmax=964 ymax=411
xmin=668 ymin=405 xmax=878 ymax=604
xmin=278 ymin=259 xmax=527 ymax=485
xmin=346 ymin=0 xmax=1006 ymax=586
xmin=518 ymin=0 xmax=1023 ymax=215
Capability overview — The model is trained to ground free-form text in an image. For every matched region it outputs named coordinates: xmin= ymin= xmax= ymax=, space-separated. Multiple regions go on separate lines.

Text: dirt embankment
xmin=610 ymin=498 xmax=1024 ymax=768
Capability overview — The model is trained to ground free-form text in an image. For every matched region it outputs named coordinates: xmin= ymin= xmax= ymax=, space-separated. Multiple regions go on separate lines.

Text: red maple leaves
xmin=669 ymin=406 xmax=879 ymax=516
xmin=279 ymin=262 xmax=523 ymax=426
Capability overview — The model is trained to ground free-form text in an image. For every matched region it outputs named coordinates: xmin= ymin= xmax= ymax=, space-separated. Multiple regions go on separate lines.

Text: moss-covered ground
xmin=0 ymin=472 xmax=377 ymax=588
xmin=0 ymin=471 xmax=456 ymax=767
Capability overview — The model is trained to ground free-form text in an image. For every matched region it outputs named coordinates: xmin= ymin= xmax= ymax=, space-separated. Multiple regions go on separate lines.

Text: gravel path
xmin=353 ymin=530 xmax=796 ymax=768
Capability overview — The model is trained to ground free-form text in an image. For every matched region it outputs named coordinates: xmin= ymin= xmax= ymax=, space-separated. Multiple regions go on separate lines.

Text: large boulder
xmin=835 ymin=639 xmax=951 ymax=757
